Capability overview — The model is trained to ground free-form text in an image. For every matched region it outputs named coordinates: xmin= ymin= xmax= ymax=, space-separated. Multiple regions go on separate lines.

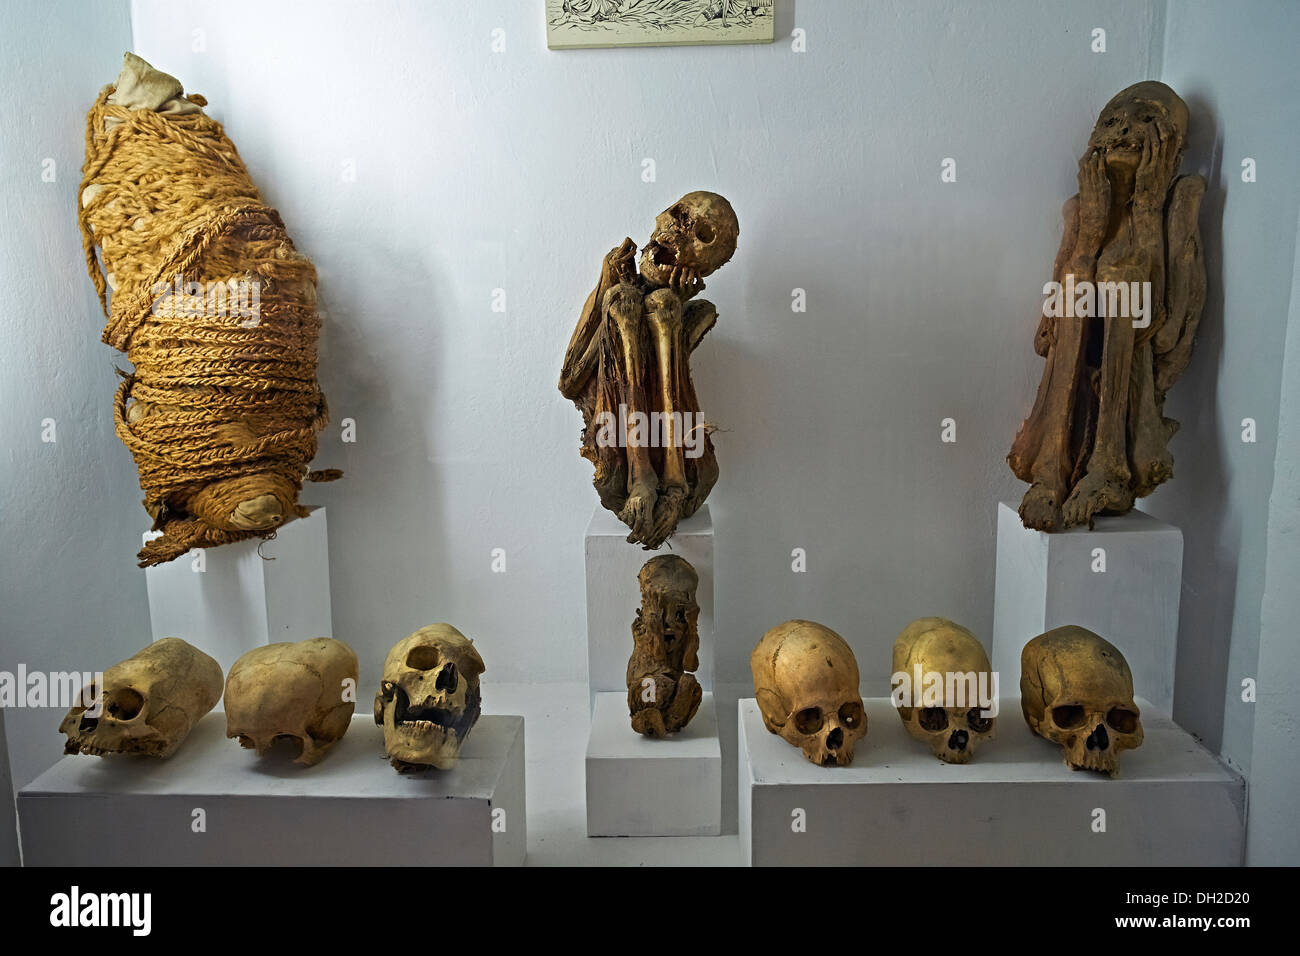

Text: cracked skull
xmin=58 ymin=637 xmax=223 ymax=759
xmin=892 ymin=617 xmax=996 ymax=764
xmin=639 ymin=190 xmax=739 ymax=288
xmin=751 ymin=620 xmax=866 ymax=767
xmin=374 ymin=624 xmax=485 ymax=772
xmin=1020 ymin=625 xmax=1143 ymax=775
xmin=224 ymin=637 xmax=358 ymax=766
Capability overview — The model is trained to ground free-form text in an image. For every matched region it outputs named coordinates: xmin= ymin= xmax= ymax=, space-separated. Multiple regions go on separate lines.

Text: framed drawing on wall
xmin=546 ymin=0 xmax=776 ymax=50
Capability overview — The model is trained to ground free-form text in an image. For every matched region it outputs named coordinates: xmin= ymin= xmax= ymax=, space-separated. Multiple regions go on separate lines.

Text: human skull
xmin=1020 ymin=625 xmax=1143 ymax=775
xmin=1087 ymin=80 xmax=1188 ymax=173
xmin=375 ymin=624 xmax=485 ymax=772
xmin=892 ymin=617 xmax=996 ymax=764
xmin=58 ymin=637 xmax=223 ymax=759
xmin=639 ymin=190 xmax=739 ymax=288
xmin=626 ymin=554 xmax=702 ymax=737
xmin=224 ymin=637 xmax=358 ymax=766
xmin=751 ymin=620 xmax=866 ymax=767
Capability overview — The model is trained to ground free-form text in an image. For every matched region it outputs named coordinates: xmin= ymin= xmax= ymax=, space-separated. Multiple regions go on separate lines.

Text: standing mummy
xmin=1009 ymin=81 xmax=1205 ymax=531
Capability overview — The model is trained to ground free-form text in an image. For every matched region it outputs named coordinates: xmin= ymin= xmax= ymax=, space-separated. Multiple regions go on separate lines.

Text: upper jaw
xmin=1104 ymin=142 xmax=1143 ymax=167
xmin=639 ymin=242 xmax=673 ymax=285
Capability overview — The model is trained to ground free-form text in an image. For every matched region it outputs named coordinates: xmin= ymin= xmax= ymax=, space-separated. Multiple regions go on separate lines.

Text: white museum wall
xmin=1247 ymin=202 xmax=1300 ymax=865
xmin=1155 ymin=0 xmax=1300 ymax=773
xmin=123 ymin=0 xmax=1165 ymax=692
xmin=0 ymin=0 xmax=143 ymax=793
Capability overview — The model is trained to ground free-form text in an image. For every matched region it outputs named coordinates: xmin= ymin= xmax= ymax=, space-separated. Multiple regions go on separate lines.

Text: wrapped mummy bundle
xmin=78 ymin=53 xmax=339 ymax=566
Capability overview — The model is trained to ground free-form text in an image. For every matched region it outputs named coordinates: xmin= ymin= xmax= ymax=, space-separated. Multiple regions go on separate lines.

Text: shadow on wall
xmin=1162 ymin=93 xmax=1235 ymax=756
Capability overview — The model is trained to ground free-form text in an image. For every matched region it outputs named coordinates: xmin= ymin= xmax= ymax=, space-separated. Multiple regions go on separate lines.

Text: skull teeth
xmin=399 ymin=718 xmax=456 ymax=735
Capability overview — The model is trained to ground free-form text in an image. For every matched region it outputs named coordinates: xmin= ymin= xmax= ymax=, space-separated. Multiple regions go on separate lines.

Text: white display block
xmin=738 ymin=697 xmax=1244 ymax=866
xmin=17 ymin=712 xmax=526 ymax=866
xmin=144 ymin=507 xmax=334 ymax=676
xmin=585 ymin=503 xmax=714 ymax=697
xmin=991 ymin=501 xmax=1182 ymax=714
xmin=586 ymin=691 xmax=721 ymax=837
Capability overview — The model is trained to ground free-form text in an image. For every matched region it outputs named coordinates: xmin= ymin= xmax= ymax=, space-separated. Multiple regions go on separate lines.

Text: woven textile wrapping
xmin=78 ymin=54 xmax=338 ymax=567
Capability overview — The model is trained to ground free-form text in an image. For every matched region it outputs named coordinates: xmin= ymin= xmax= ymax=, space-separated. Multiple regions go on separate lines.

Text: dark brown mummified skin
xmin=559 ymin=191 xmax=738 ymax=549
xmin=1009 ymin=81 xmax=1206 ymax=531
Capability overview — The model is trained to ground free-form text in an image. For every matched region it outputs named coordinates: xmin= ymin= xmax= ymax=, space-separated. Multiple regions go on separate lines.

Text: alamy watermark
xmin=1043 ymin=275 xmax=1153 ymax=329
xmin=0 ymin=666 xmax=102 ymax=713
xmin=49 ymin=886 xmax=151 ymax=936
xmin=592 ymin=404 xmax=707 ymax=459
xmin=890 ymin=667 xmax=1000 ymax=717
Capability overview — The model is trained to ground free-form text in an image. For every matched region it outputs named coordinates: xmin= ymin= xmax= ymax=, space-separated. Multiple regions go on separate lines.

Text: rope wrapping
xmin=78 ymin=55 xmax=338 ymax=567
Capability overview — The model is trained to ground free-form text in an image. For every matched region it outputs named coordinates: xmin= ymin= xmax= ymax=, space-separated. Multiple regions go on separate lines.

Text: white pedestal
xmin=17 ymin=712 xmax=526 ymax=866
xmin=144 ymin=507 xmax=334 ymax=676
xmin=584 ymin=503 xmax=714 ymax=696
xmin=738 ymin=697 xmax=1244 ymax=866
xmin=586 ymin=691 xmax=721 ymax=837
xmin=992 ymin=501 xmax=1182 ymax=713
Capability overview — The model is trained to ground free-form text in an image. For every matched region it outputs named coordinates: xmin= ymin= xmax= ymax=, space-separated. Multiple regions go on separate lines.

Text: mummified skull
xmin=224 ymin=638 xmax=358 ymax=766
xmin=58 ymin=638 xmax=223 ymax=758
xmin=1020 ymin=625 xmax=1143 ymax=775
xmin=626 ymin=554 xmax=702 ymax=737
xmin=892 ymin=617 xmax=996 ymax=764
xmin=638 ymin=191 xmax=739 ymax=289
xmin=751 ymin=620 xmax=866 ymax=767
xmin=375 ymin=624 xmax=485 ymax=772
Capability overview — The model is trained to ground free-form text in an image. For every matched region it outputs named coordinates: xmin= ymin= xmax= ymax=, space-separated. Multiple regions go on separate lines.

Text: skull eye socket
xmin=695 ymin=221 xmax=715 ymax=244
xmin=106 ymin=688 xmax=144 ymax=720
xmin=1107 ymin=707 xmax=1139 ymax=734
xmin=1052 ymin=705 xmax=1087 ymax=730
xmin=838 ymin=702 xmax=863 ymax=729
xmin=918 ymin=707 xmax=948 ymax=732
xmin=966 ymin=708 xmax=992 ymax=733
xmin=793 ymin=707 xmax=823 ymax=734
xmin=405 ymin=646 xmax=440 ymax=670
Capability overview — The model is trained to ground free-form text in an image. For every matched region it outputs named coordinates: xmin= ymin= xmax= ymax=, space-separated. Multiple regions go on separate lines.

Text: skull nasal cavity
xmin=435 ymin=663 xmax=458 ymax=692
xmin=1086 ymin=724 xmax=1110 ymax=751
xmin=106 ymin=688 xmax=144 ymax=720
xmin=826 ymin=727 xmax=843 ymax=750
xmin=406 ymin=646 xmax=440 ymax=670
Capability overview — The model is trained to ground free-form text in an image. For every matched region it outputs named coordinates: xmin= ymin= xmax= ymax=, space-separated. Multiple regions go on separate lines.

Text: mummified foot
xmin=1018 ymin=482 xmax=1065 ymax=532
xmin=665 ymin=673 xmax=702 ymax=732
xmin=619 ymin=484 xmax=657 ymax=546
xmin=631 ymin=706 xmax=669 ymax=738
xmin=642 ymin=486 xmax=686 ymax=550
xmin=1062 ymin=468 xmax=1135 ymax=529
